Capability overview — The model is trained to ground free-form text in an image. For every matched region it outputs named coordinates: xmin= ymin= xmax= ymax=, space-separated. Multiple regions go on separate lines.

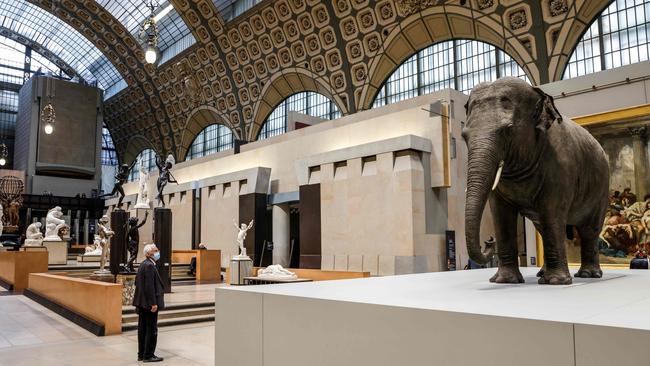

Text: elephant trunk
xmin=465 ymin=134 xmax=500 ymax=264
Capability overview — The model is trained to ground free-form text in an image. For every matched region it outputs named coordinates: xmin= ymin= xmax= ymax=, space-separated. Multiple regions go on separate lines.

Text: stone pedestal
xmin=116 ymin=273 xmax=136 ymax=306
xmin=110 ymin=209 xmax=128 ymax=275
xmin=153 ymin=207 xmax=172 ymax=293
xmin=42 ymin=240 xmax=67 ymax=265
xmin=77 ymin=255 xmax=100 ymax=262
xmin=230 ymin=256 xmax=253 ymax=285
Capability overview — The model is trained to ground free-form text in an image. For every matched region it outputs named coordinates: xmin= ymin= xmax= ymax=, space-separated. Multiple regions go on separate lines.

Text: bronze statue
xmin=102 ymin=161 xmax=136 ymax=207
xmin=155 ymin=154 xmax=178 ymax=208
xmin=125 ymin=211 xmax=148 ymax=273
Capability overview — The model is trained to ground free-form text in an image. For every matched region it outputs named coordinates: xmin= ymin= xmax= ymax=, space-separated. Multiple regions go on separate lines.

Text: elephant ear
xmin=532 ymin=87 xmax=563 ymax=130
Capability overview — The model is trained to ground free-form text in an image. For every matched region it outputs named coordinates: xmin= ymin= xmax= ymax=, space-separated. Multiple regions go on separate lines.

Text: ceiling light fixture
xmin=42 ymin=76 xmax=56 ymax=135
xmin=139 ymin=1 xmax=160 ymax=65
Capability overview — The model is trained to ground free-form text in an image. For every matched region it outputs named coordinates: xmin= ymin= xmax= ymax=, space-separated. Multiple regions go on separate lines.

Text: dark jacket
xmin=133 ymin=259 xmax=165 ymax=310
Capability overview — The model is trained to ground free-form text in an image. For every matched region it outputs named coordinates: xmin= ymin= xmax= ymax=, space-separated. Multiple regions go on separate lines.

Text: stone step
xmin=121 ymin=314 xmax=215 ymax=332
xmin=121 ymin=306 xmax=214 ymax=324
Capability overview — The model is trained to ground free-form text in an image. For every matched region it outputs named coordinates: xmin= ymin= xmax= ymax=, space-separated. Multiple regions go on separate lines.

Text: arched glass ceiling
xmin=96 ymin=1 xmax=196 ymax=61
xmin=258 ymin=92 xmax=341 ymax=140
xmin=101 ymin=126 xmax=118 ymax=166
xmin=187 ymin=124 xmax=234 ymax=160
xmin=563 ymin=0 xmax=650 ymax=79
xmin=373 ymin=39 xmax=529 ymax=107
xmin=0 ymin=0 xmax=123 ymax=94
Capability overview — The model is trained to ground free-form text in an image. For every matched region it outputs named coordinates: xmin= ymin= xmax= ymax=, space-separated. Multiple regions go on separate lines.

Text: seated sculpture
xmin=44 ymin=206 xmax=69 ymax=241
xmin=257 ymin=265 xmax=297 ymax=279
xmin=84 ymin=235 xmax=103 ymax=256
xmin=23 ymin=222 xmax=44 ymax=247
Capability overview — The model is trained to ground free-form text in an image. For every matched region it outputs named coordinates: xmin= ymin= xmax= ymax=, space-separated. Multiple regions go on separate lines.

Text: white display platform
xmin=215 ymin=267 xmax=650 ymax=366
xmin=42 ymin=241 xmax=67 ymax=265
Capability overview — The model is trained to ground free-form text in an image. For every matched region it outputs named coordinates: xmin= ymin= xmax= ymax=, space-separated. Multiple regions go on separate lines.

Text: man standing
xmin=133 ymin=243 xmax=165 ymax=362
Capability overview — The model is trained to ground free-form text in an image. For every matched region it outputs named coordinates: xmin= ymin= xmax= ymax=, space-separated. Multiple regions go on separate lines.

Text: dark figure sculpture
xmin=125 ymin=211 xmax=148 ymax=273
xmin=155 ymin=154 xmax=178 ymax=208
xmin=463 ymin=77 xmax=609 ymax=285
xmin=102 ymin=161 xmax=136 ymax=207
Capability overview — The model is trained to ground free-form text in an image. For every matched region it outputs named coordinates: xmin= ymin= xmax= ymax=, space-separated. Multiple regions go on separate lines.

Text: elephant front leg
xmin=538 ymin=217 xmax=572 ymax=285
xmin=489 ymin=195 xmax=524 ymax=283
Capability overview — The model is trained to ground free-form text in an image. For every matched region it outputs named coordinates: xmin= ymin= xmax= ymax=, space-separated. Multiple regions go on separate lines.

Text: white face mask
xmin=152 ymin=252 xmax=161 ymax=261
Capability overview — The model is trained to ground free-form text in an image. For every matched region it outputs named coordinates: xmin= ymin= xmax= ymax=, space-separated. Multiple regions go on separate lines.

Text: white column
xmin=272 ymin=204 xmax=291 ymax=266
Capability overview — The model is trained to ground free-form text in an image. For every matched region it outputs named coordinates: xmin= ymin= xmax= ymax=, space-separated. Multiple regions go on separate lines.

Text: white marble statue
xmin=96 ymin=215 xmax=114 ymax=272
xmin=44 ymin=206 xmax=69 ymax=241
xmin=84 ymin=235 xmax=103 ymax=256
xmin=23 ymin=222 xmax=44 ymax=247
xmin=134 ymin=161 xmax=150 ymax=209
xmin=233 ymin=219 xmax=254 ymax=259
xmin=257 ymin=265 xmax=297 ymax=280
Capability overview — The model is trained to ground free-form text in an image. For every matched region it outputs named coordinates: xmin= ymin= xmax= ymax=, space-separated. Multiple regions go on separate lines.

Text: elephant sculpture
xmin=463 ymin=77 xmax=609 ymax=285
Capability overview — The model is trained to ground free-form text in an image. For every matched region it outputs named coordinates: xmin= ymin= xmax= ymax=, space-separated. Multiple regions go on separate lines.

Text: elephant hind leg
xmin=575 ymin=225 xmax=603 ymax=278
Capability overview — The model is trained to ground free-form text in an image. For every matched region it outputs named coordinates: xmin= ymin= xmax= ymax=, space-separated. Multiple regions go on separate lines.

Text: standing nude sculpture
xmin=233 ymin=219 xmax=254 ymax=258
xmin=134 ymin=161 xmax=150 ymax=209
xmin=463 ymin=77 xmax=609 ymax=285
xmin=125 ymin=212 xmax=148 ymax=273
xmin=97 ymin=215 xmax=115 ymax=273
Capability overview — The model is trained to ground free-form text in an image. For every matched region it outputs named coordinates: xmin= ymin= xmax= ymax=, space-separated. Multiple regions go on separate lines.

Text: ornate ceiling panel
xmin=0 ymin=0 xmax=121 ymax=89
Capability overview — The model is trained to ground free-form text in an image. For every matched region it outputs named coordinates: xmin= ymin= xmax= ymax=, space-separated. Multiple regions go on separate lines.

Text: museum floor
xmin=0 ymin=287 xmax=215 ymax=366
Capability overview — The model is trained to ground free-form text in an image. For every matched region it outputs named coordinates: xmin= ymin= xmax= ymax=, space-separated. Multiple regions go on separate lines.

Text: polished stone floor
xmin=0 ymin=294 xmax=214 ymax=365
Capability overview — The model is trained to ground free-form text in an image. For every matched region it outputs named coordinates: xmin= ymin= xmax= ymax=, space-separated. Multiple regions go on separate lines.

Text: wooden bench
xmin=26 ymin=273 xmax=122 ymax=335
xmin=0 ymin=250 xmax=48 ymax=291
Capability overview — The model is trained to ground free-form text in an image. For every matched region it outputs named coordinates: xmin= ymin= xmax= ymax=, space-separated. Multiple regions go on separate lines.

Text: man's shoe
xmin=143 ymin=356 xmax=164 ymax=363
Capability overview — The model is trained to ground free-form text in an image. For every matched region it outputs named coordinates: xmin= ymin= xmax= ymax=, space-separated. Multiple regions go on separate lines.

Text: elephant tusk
xmin=491 ymin=160 xmax=505 ymax=191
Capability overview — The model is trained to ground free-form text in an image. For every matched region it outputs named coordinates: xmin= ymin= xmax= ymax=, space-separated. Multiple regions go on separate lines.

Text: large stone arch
xmin=358 ymin=4 xmax=539 ymax=110
xmin=547 ymin=0 xmax=614 ymax=81
xmin=248 ymin=68 xmax=348 ymax=141
xmin=122 ymin=135 xmax=156 ymax=166
xmin=177 ymin=105 xmax=237 ymax=161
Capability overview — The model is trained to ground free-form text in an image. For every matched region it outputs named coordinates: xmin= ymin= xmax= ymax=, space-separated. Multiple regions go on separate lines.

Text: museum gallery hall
xmin=0 ymin=0 xmax=649 ymax=365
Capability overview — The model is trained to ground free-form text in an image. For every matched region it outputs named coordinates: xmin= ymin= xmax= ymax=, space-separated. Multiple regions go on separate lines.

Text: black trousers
xmin=137 ymin=308 xmax=159 ymax=359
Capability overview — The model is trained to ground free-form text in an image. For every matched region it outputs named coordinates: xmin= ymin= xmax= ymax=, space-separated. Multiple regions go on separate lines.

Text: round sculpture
xmin=0 ymin=176 xmax=24 ymax=232
xmin=463 ymin=77 xmax=609 ymax=285
xmin=43 ymin=206 xmax=69 ymax=241
xmin=24 ymin=222 xmax=44 ymax=247
xmin=233 ymin=219 xmax=254 ymax=259
xmin=84 ymin=235 xmax=103 ymax=256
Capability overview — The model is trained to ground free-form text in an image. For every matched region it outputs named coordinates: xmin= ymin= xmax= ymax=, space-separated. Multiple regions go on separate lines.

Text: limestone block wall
xmin=161 ymin=182 xmax=194 ymax=251
xmin=198 ymin=168 xmax=271 ymax=267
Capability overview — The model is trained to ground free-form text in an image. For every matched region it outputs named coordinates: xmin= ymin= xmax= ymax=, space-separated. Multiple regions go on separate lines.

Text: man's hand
xmin=151 ymin=305 xmax=158 ymax=313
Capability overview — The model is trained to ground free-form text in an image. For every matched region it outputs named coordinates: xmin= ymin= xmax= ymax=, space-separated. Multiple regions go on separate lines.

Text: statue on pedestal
xmin=155 ymin=154 xmax=178 ymax=208
xmin=0 ymin=176 xmax=24 ymax=234
xmin=134 ymin=161 xmax=150 ymax=209
xmin=233 ymin=219 xmax=254 ymax=259
xmin=44 ymin=206 xmax=69 ymax=241
xmin=125 ymin=211 xmax=148 ymax=273
xmin=96 ymin=215 xmax=114 ymax=273
xmin=102 ymin=161 xmax=136 ymax=208
xmin=24 ymin=222 xmax=44 ymax=247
